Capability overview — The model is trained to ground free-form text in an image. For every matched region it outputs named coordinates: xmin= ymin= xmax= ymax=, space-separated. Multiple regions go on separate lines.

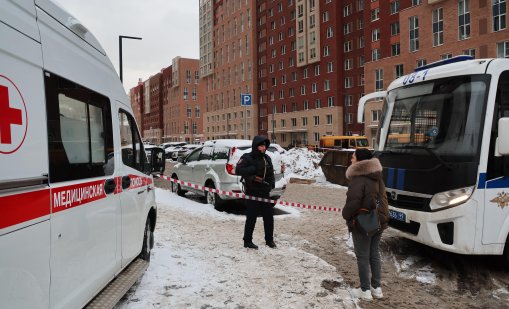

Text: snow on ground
xmin=116 ymin=189 xmax=357 ymax=309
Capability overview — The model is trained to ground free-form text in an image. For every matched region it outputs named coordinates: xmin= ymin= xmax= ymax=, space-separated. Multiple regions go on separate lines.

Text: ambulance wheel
xmin=205 ymin=182 xmax=225 ymax=211
xmin=141 ymin=217 xmax=153 ymax=261
xmin=171 ymin=174 xmax=187 ymax=197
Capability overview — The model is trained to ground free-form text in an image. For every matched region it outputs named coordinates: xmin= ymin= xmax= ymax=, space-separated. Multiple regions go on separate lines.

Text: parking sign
xmin=240 ymin=93 xmax=252 ymax=106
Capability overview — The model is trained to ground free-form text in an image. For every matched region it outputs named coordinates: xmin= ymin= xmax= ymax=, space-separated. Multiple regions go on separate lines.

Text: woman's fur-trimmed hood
xmin=346 ymin=157 xmax=383 ymax=180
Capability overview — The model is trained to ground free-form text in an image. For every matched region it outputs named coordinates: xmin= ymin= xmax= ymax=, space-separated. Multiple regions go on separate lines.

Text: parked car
xmin=170 ymin=139 xmax=286 ymax=209
xmin=267 ymin=143 xmax=286 ymax=154
xmin=161 ymin=142 xmax=187 ymax=159
xmin=171 ymin=144 xmax=201 ymax=160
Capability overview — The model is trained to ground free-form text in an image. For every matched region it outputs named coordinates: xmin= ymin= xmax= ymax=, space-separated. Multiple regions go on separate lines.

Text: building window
xmin=314 ymin=132 xmax=320 ymax=142
xmin=391 ymin=43 xmax=400 ymax=56
xmin=371 ymin=8 xmax=380 ymax=21
xmin=359 ymin=36 xmax=364 ymax=48
xmin=416 ymin=59 xmax=427 ymax=68
xmin=327 ymin=61 xmax=334 ymax=72
xmin=187 ymin=105 xmax=192 ymax=118
xmin=344 ymin=77 xmax=353 ymax=88
xmin=324 ymin=80 xmax=331 ymax=91
xmin=315 ymin=99 xmax=321 ymax=109
xmin=390 ymin=22 xmax=400 ymax=35
xmin=375 ymin=69 xmax=384 ymax=91
xmin=493 ymin=0 xmax=507 ymax=32
xmin=343 ymin=4 xmax=352 ymax=17
xmin=314 ymin=115 xmax=320 ymax=125
xmin=291 ymin=117 xmax=297 ymax=127
xmin=344 ymin=41 xmax=353 ymax=52
xmin=409 ymin=16 xmax=419 ymax=52
xmin=323 ymin=45 xmax=330 ymax=56
xmin=344 ymin=59 xmax=353 ymax=70
xmin=395 ymin=64 xmax=404 ymax=78
xmin=463 ymin=48 xmax=475 ymax=58
xmin=497 ymin=41 xmax=509 ymax=58
xmin=184 ymin=87 xmax=188 ymax=100
xmin=432 ymin=8 xmax=444 ymax=46
xmin=372 ymin=28 xmax=380 ymax=41
xmin=344 ymin=95 xmax=353 ymax=107
xmin=326 ymin=114 xmax=333 ymax=125
xmin=302 ymin=117 xmax=308 ymax=126
xmin=323 ymin=11 xmax=329 ymax=22
xmin=346 ymin=113 xmax=353 ymax=124
xmin=300 ymin=85 xmax=306 ymax=95
xmin=326 ymin=27 xmax=334 ymax=38
xmin=327 ymin=96 xmax=334 ymax=107
xmin=304 ymin=100 xmax=309 ymax=110
xmin=315 ymin=65 xmax=320 ymax=76
xmin=281 ymin=119 xmax=286 ymax=127
xmin=195 ymin=106 xmax=201 ymax=118
xmin=311 ymin=83 xmax=317 ymax=93
xmin=390 ymin=1 xmax=400 ymax=14
xmin=371 ymin=48 xmax=380 ymax=61
xmin=458 ymin=0 xmax=470 ymax=40
xmin=441 ymin=53 xmax=453 ymax=60
xmin=412 ymin=0 xmax=422 ymax=5
xmin=344 ymin=22 xmax=352 ymax=34
xmin=282 ymin=104 xmax=287 ymax=113
xmin=372 ymin=110 xmax=381 ymax=122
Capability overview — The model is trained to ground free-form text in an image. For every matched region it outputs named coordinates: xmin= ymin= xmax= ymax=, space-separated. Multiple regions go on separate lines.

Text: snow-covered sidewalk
xmin=116 ymin=189 xmax=357 ymax=309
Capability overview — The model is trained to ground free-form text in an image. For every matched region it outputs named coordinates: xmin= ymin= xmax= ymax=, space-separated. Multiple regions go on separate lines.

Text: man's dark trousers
xmin=243 ymin=199 xmax=274 ymax=243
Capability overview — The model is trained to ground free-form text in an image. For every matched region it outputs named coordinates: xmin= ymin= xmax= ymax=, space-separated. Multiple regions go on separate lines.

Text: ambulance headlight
xmin=430 ymin=186 xmax=474 ymax=210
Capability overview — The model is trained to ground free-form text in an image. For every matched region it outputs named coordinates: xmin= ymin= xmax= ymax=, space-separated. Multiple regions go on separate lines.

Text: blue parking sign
xmin=241 ymin=94 xmax=252 ymax=106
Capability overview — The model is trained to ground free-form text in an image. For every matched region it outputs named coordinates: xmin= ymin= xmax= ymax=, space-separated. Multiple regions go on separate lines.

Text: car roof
xmin=203 ymin=139 xmax=252 ymax=148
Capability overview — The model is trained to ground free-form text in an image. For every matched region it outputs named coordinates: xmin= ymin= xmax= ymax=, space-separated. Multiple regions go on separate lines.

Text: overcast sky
xmin=54 ymin=0 xmax=200 ymax=93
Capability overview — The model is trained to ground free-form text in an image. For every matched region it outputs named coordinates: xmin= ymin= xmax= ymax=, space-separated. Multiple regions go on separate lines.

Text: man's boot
xmin=244 ymin=241 xmax=258 ymax=249
xmin=266 ymin=240 xmax=277 ymax=248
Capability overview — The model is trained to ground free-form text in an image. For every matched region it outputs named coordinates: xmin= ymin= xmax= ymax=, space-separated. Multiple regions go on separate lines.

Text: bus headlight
xmin=430 ymin=186 xmax=474 ymax=211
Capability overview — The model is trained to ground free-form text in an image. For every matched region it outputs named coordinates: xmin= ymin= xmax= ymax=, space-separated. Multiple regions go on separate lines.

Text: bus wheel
xmin=141 ymin=217 xmax=153 ymax=261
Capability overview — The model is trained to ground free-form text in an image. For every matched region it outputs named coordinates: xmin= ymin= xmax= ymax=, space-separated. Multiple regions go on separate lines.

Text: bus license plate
xmin=389 ymin=209 xmax=406 ymax=222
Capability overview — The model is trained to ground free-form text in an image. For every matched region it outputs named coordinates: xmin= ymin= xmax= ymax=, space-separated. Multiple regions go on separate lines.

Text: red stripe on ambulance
xmin=0 ymin=189 xmax=50 ymax=229
xmin=52 ymin=180 xmax=107 ymax=213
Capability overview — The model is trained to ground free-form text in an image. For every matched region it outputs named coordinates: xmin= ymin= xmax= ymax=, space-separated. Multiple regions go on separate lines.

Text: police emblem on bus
xmin=491 ymin=192 xmax=509 ymax=209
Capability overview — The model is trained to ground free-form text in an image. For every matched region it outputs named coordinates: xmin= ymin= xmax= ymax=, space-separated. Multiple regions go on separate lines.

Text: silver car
xmin=169 ymin=139 xmax=285 ymax=209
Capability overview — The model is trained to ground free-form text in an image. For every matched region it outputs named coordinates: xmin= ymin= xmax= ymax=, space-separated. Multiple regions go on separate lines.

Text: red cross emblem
xmin=0 ymin=75 xmax=27 ymax=154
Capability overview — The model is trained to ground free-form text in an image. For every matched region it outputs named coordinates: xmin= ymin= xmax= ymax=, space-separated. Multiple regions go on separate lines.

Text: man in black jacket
xmin=236 ymin=136 xmax=276 ymax=249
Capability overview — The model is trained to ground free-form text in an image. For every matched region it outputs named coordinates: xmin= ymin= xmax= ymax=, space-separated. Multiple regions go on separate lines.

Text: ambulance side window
xmin=119 ymin=110 xmax=148 ymax=172
xmin=45 ymin=73 xmax=114 ymax=183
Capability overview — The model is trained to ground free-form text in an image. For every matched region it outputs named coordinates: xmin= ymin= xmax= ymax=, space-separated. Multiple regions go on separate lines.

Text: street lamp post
xmin=119 ymin=35 xmax=142 ymax=83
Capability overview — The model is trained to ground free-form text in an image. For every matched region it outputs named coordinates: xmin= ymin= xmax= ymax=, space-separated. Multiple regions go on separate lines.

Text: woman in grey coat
xmin=342 ymin=148 xmax=389 ymax=301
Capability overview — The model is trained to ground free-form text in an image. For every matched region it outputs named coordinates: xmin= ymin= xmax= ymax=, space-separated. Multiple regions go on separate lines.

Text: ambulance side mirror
xmin=496 ymin=118 xmax=509 ymax=156
xmin=150 ymin=147 xmax=165 ymax=175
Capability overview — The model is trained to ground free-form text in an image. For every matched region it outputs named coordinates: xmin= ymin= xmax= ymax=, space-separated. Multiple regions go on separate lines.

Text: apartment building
xmin=363 ymin=0 xmax=509 ymax=145
xmin=129 ymin=57 xmax=203 ymax=144
xmin=164 ymin=57 xmax=204 ymax=143
xmin=201 ymin=0 xmax=258 ymax=141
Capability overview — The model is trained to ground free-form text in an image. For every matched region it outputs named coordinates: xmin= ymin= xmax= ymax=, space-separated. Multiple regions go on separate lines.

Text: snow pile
xmin=281 ymin=147 xmax=324 ymax=180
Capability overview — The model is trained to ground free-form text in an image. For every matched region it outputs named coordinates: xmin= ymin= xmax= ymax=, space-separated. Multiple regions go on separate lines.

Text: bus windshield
xmin=380 ymin=75 xmax=489 ymax=162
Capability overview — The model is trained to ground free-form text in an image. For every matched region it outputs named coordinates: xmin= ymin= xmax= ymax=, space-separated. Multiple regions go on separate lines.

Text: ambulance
xmin=359 ymin=56 xmax=509 ymax=262
xmin=0 ymin=1 xmax=165 ymax=308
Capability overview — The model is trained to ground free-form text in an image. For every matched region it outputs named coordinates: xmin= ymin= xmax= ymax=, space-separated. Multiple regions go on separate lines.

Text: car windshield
xmin=379 ymin=74 xmax=489 ymax=162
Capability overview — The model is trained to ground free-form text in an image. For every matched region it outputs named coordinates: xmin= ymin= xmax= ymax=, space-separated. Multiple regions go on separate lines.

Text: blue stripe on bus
xmin=478 ymin=173 xmax=486 ymax=189
xmin=396 ymin=169 xmax=405 ymax=190
xmin=387 ymin=168 xmax=395 ymax=188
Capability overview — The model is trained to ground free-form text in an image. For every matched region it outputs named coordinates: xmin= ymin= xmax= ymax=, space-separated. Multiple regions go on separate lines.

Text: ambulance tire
xmin=141 ymin=217 xmax=153 ymax=261
xmin=171 ymin=174 xmax=187 ymax=197
xmin=503 ymin=236 xmax=509 ymax=269
xmin=205 ymin=182 xmax=225 ymax=211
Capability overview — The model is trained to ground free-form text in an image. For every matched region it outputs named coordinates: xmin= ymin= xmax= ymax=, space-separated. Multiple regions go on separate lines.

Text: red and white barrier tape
xmin=159 ymin=175 xmax=341 ymax=213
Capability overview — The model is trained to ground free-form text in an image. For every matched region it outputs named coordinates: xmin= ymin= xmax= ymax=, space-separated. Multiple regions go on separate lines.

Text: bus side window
xmin=487 ymin=71 xmax=509 ymax=180
xmin=341 ymin=139 xmax=348 ymax=149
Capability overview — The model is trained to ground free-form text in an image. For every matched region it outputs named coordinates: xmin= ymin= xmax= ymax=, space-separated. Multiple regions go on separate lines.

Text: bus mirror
xmin=496 ymin=118 xmax=509 ymax=156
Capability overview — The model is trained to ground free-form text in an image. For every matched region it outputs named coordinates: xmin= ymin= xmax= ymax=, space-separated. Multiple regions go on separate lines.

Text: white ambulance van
xmin=0 ymin=1 xmax=165 ymax=308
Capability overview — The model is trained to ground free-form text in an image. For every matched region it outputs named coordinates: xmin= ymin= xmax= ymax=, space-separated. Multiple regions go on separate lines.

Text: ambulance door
xmin=0 ymin=1 xmax=50 ymax=308
xmin=118 ymin=109 xmax=150 ymax=266
xmin=44 ymin=73 xmax=121 ymax=309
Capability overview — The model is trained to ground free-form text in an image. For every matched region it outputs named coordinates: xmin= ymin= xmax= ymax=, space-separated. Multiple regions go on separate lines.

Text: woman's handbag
xmin=356 ymin=208 xmax=381 ymax=237
xmin=355 ymin=194 xmax=382 ymax=236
